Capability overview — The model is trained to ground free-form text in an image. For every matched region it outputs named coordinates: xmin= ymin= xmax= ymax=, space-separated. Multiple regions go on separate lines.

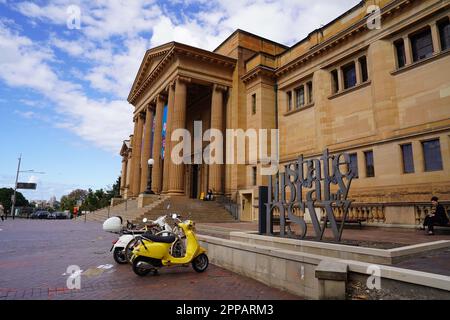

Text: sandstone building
xmin=120 ymin=0 xmax=450 ymax=225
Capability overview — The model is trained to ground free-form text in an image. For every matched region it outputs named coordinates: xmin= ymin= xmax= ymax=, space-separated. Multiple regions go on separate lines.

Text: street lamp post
xmin=144 ymin=158 xmax=154 ymax=194
xmin=10 ymin=155 xmax=22 ymax=220
xmin=10 ymin=154 xmax=45 ymax=220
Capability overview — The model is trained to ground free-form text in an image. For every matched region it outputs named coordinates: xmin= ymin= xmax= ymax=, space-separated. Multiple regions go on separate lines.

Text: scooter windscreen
xmin=102 ymin=216 xmax=123 ymax=233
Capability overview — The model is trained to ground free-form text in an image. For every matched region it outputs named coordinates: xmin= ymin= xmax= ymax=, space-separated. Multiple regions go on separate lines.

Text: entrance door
xmin=241 ymin=193 xmax=253 ymax=221
xmin=191 ymin=164 xmax=199 ymax=199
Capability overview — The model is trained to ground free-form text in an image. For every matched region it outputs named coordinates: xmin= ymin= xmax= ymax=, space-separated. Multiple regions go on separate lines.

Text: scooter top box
xmin=103 ymin=216 xmax=123 ymax=233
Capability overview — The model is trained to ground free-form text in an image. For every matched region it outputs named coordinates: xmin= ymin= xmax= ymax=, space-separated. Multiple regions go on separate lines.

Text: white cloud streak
xmin=3 ymin=0 xmax=361 ymax=154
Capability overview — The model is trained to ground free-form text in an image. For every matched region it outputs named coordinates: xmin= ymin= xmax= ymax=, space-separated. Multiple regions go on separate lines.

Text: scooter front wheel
xmin=192 ymin=254 xmax=209 ymax=273
xmin=132 ymin=257 xmax=151 ymax=276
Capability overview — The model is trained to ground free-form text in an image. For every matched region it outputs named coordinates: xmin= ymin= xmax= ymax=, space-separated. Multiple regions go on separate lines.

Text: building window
xmin=438 ymin=18 xmax=450 ymax=51
xmin=364 ymin=150 xmax=375 ymax=177
xmin=410 ymin=28 xmax=434 ymax=62
xmin=287 ymin=91 xmax=292 ymax=111
xmin=359 ymin=56 xmax=368 ymax=82
xmin=251 ymin=94 xmax=256 ymax=115
xmin=342 ymin=62 xmax=357 ymax=89
xmin=331 ymin=70 xmax=339 ymax=93
xmin=295 ymin=85 xmax=305 ymax=109
xmin=394 ymin=39 xmax=406 ymax=68
xmin=401 ymin=144 xmax=415 ymax=174
xmin=422 ymin=139 xmax=443 ymax=172
xmin=349 ymin=153 xmax=359 ymax=178
xmin=307 ymin=82 xmax=313 ymax=104
xmin=252 ymin=167 xmax=257 ymax=185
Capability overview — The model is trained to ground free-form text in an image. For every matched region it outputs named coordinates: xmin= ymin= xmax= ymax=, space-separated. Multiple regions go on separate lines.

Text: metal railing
xmin=216 ymin=195 xmax=239 ymax=220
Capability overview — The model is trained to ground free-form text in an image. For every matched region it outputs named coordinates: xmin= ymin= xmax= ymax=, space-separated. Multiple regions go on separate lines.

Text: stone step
xmin=133 ymin=196 xmax=236 ymax=224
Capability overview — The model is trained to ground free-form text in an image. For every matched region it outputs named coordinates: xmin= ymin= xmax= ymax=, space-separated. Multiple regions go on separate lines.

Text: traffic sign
xmin=16 ymin=182 xmax=37 ymax=190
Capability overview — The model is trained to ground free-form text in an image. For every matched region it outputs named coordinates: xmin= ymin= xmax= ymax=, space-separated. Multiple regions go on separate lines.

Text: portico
xmin=124 ymin=42 xmax=235 ymax=198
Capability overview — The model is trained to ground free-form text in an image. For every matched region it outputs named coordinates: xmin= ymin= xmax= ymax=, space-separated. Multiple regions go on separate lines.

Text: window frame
xmin=364 ymin=150 xmax=375 ymax=178
xmin=348 ymin=153 xmax=359 ymax=179
xmin=294 ymin=85 xmax=305 ymax=109
xmin=421 ymin=139 xmax=443 ymax=172
xmin=342 ymin=61 xmax=357 ymax=90
xmin=400 ymin=143 xmax=415 ymax=174
xmin=437 ymin=17 xmax=450 ymax=51
xmin=394 ymin=39 xmax=407 ymax=69
xmin=410 ymin=27 xmax=434 ymax=62
xmin=251 ymin=93 xmax=257 ymax=115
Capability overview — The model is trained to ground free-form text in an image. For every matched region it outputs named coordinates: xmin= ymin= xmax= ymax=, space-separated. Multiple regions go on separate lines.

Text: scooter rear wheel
xmin=132 ymin=257 xmax=151 ymax=276
xmin=192 ymin=254 xmax=209 ymax=273
xmin=113 ymin=248 xmax=128 ymax=264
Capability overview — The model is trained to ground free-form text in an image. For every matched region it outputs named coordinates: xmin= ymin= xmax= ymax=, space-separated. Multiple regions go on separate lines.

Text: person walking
xmin=0 ymin=202 xmax=5 ymax=221
xmin=421 ymin=196 xmax=449 ymax=235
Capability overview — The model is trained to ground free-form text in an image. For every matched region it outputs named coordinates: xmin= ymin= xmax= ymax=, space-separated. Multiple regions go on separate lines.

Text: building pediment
xmin=128 ymin=42 xmax=236 ymax=106
xmin=120 ymin=139 xmax=131 ymax=156
xmin=127 ymin=42 xmax=175 ymax=103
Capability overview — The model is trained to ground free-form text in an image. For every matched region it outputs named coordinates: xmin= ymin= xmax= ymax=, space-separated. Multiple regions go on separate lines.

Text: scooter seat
xmin=142 ymin=232 xmax=176 ymax=243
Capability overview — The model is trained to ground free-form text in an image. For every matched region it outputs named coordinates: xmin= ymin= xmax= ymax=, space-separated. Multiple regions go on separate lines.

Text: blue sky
xmin=0 ymin=0 xmax=360 ymax=201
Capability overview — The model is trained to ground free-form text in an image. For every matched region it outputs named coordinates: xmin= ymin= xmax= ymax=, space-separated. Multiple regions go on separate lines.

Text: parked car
xmin=37 ymin=211 xmax=50 ymax=219
xmin=55 ymin=212 xmax=69 ymax=219
xmin=30 ymin=211 xmax=40 ymax=219
xmin=48 ymin=212 xmax=57 ymax=219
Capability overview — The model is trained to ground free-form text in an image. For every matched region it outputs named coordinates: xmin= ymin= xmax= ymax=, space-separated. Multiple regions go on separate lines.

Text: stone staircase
xmin=76 ymin=195 xmax=168 ymax=223
xmin=133 ymin=196 xmax=237 ymax=224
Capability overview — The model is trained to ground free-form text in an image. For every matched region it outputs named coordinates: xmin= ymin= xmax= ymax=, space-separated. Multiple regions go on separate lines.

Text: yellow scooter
xmin=130 ymin=214 xmax=208 ymax=276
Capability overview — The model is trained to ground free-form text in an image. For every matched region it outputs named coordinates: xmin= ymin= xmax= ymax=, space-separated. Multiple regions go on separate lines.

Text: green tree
xmin=0 ymin=188 xmax=29 ymax=214
xmin=60 ymin=189 xmax=88 ymax=213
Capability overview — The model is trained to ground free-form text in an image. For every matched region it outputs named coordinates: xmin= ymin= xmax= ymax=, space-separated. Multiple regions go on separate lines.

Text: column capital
xmin=213 ymin=84 xmax=228 ymax=92
xmin=165 ymin=80 xmax=176 ymax=92
xmin=153 ymin=93 xmax=167 ymax=105
xmin=176 ymin=75 xmax=191 ymax=84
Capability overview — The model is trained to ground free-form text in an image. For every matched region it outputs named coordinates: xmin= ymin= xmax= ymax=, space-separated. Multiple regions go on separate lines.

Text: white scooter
xmin=103 ymin=214 xmax=184 ymax=264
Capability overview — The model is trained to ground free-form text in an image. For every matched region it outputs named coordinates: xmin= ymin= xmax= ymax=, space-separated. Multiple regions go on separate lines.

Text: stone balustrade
xmin=414 ymin=202 xmax=450 ymax=225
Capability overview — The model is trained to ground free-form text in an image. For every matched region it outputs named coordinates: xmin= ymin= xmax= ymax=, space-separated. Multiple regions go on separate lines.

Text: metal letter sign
xmin=16 ymin=182 xmax=37 ymax=190
xmin=265 ymin=149 xmax=355 ymax=242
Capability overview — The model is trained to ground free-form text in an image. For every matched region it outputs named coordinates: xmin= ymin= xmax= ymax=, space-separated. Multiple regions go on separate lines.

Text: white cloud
xmin=0 ymin=22 xmax=132 ymax=152
xmin=4 ymin=0 xmax=362 ymax=155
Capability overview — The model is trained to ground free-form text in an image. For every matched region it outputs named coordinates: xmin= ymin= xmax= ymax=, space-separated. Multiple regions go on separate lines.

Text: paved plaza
xmin=0 ymin=219 xmax=299 ymax=300
xmin=198 ymin=222 xmax=450 ymax=276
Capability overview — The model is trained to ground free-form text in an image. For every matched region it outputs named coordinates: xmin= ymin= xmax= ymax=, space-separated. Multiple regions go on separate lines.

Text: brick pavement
xmin=0 ymin=219 xmax=299 ymax=300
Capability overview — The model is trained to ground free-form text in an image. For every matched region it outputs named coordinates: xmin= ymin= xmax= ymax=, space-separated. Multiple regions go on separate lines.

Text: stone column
xmin=131 ymin=112 xmax=145 ymax=197
xmin=338 ymin=67 xmax=344 ymax=92
xmin=168 ymin=76 xmax=189 ymax=195
xmin=355 ymin=59 xmax=362 ymax=85
xmin=403 ymin=35 xmax=413 ymax=65
xmin=208 ymin=84 xmax=226 ymax=195
xmin=125 ymin=152 xmax=132 ymax=198
xmin=140 ymin=106 xmax=155 ymax=194
xmin=120 ymin=156 xmax=127 ymax=196
xmin=430 ymin=22 xmax=441 ymax=55
xmin=162 ymin=81 xmax=175 ymax=193
xmin=151 ymin=95 xmax=165 ymax=193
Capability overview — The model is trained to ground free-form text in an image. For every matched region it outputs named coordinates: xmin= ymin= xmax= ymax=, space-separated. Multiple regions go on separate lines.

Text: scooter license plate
xmin=110 ymin=245 xmax=114 ymax=252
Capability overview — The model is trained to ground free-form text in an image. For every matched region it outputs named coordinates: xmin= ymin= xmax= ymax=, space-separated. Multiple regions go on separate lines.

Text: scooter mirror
xmin=171 ymin=213 xmax=178 ymax=219
xmin=142 ymin=218 xmax=148 ymax=223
